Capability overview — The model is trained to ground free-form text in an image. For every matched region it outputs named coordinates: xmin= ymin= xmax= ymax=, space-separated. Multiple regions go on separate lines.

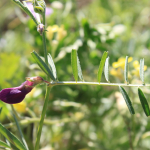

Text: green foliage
xmin=48 ymin=53 xmax=57 ymax=80
xmin=138 ymin=88 xmax=150 ymax=117
xmin=0 ymin=123 xmax=27 ymax=150
xmin=119 ymin=86 xmax=135 ymax=115
xmin=97 ymin=51 xmax=108 ymax=83
xmin=77 ymin=54 xmax=84 ymax=81
xmin=0 ymin=140 xmax=11 ymax=149
xmin=140 ymin=58 xmax=145 ymax=84
xmin=1 ymin=0 xmax=150 ymax=149
xmin=31 ymin=50 xmax=56 ymax=81
xmin=104 ymin=56 xmax=110 ymax=82
xmin=124 ymin=56 xmax=129 ymax=84
xmin=71 ymin=49 xmax=78 ymax=82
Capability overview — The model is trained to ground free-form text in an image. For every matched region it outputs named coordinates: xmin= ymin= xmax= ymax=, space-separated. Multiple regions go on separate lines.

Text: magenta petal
xmin=0 ymin=88 xmax=26 ymax=104
xmin=0 ymin=78 xmax=41 ymax=104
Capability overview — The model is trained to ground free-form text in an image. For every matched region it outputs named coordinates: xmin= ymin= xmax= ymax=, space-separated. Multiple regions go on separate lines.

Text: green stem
xmin=12 ymin=0 xmax=39 ymax=25
xmin=4 ymin=117 xmax=76 ymax=128
xmin=34 ymin=10 xmax=51 ymax=150
xmin=48 ymin=81 xmax=150 ymax=87
xmin=34 ymin=87 xmax=51 ymax=150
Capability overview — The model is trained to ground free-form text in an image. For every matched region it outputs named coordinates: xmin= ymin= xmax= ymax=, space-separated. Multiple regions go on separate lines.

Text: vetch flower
xmin=0 ymin=76 xmax=45 ymax=104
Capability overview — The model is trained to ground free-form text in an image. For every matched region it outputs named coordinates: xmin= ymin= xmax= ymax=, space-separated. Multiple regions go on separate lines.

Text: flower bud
xmin=33 ymin=0 xmax=45 ymax=15
xmin=26 ymin=76 xmax=44 ymax=86
xmin=0 ymin=76 xmax=44 ymax=104
xmin=37 ymin=23 xmax=45 ymax=35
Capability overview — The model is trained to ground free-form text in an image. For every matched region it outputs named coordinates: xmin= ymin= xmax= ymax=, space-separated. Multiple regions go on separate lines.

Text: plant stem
xmin=34 ymin=10 xmax=51 ymax=150
xmin=34 ymin=87 xmax=51 ymax=150
xmin=48 ymin=81 xmax=150 ymax=87
xmin=4 ymin=117 xmax=76 ymax=128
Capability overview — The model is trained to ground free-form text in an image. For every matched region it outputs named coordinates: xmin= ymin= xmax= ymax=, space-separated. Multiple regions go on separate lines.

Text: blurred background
xmin=1 ymin=0 xmax=150 ymax=149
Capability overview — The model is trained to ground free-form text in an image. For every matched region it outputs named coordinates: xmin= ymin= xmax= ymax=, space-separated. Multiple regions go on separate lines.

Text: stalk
xmin=34 ymin=10 xmax=52 ymax=150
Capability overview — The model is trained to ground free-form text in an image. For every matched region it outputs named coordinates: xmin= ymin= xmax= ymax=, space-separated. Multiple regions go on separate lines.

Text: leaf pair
xmin=119 ymin=87 xmax=150 ymax=117
xmin=31 ymin=51 xmax=57 ymax=81
xmin=124 ymin=57 xmax=145 ymax=84
xmin=71 ymin=49 xmax=84 ymax=82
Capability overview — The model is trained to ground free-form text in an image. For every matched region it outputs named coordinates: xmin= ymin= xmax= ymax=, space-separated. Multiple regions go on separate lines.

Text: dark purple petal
xmin=0 ymin=88 xmax=26 ymax=104
xmin=0 ymin=77 xmax=44 ymax=104
xmin=0 ymin=81 xmax=33 ymax=104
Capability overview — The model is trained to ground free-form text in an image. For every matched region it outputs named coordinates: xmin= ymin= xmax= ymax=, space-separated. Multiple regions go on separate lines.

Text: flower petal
xmin=0 ymin=88 xmax=26 ymax=104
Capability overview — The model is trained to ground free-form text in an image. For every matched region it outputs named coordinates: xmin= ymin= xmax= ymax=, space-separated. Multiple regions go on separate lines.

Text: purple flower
xmin=27 ymin=2 xmax=53 ymax=17
xmin=0 ymin=76 xmax=45 ymax=104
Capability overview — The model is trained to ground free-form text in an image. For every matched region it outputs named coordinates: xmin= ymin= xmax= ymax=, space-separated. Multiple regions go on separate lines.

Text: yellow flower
xmin=46 ymin=26 xmax=53 ymax=40
xmin=57 ymin=25 xmax=67 ymax=41
xmin=110 ymin=68 xmax=123 ymax=79
xmin=13 ymin=101 xmax=26 ymax=113
xmin=112 ymin=57 xmax=133 ymax=69
xmin=132 ymin=60 xmax=147 ymax=76
xmin=74 ymin=112 xmax=84 ymax=120
xmin=133 ymin=60 xmax=147 ymax=71
xmin=46 ymin=25 xmax=67 ymax=41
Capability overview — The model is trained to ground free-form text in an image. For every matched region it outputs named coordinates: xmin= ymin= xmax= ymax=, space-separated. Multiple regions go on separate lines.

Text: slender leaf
xmin=0 ymin=140 xmax=11 ymax=149
xmin=104 ymin=56 xmax=110 ymax=82
xmin=48 ymin=53 xmax=57 ymax=80
xmin=138 ymin=88 xmax=150 ymax=116
xmin=71 ymin=49 xmax=78 ymax=82
xmin=140 ymin=58 xmax=145 ymax=84
xmin=0 ymin=123 xmax=26 ymax=150
xmin=119 ymin=86 xmax=135 ymax=115
xmin=31 ymin=51 xmax=56 ymax=81
xmin=124 ymin=56 xmax=129 ymax=84
xmin=12 ymin=113 xmax=29 ymax=150
xmin=97 ymin=51 xmax=108 ymax=83
xmin=77 ymin=55 xmax=84 ymax=81
xmin=0 ymin=107 xmax=2 ymax=115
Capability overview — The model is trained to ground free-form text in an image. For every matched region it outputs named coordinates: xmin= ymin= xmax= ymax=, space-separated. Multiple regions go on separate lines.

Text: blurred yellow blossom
xmin=13 ymin=101 xmax=26 ymax=113
xmin=112 ymin=57 xmax=133 ymax=69
xmin=110 ymin=57 xmax=133 ymax=80
xmin=132 ymin=60 xmax=147 ymax=76
xmin=46 ymin=25 xmax=67 ymax=41
xmin=110 ymin=68 xmax=123 ymax=79
xmin=74 ymin=112 xmax=84 ymax=121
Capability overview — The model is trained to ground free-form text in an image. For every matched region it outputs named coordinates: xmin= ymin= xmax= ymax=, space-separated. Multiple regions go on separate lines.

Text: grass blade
xmin=140 ymin=58 xmax=145 ymax=84
xmin=97 ymin=51 xmax=108 ymax=83
xmin=138 ymin=88 xmax=150 ymax=116
xmin=0 ymin=140 xmax=11 ymax=149
xmin=12 ymin=112 xmax=29 ymax=150
xmin=48 ymin=53 xmax=57 ymax=80
xmin=119 ymin=86 xmax=135 ymax=115
xmin=124 ymin=56 xmax=129 ymax=84
xmin=31 ymin=51 xmax=56 ymax=81
xmin=104 ymin=56 xmax=110 ymax=82
xmin=77 ymin=55 xmax=84 ymax=81
xmin=0 ymin=123 xmax=27 ymax=150
xmin=0 ymin=107 xmax=2 ymax=115
xmin=71 ymin=49 xmax=78 ymax=82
